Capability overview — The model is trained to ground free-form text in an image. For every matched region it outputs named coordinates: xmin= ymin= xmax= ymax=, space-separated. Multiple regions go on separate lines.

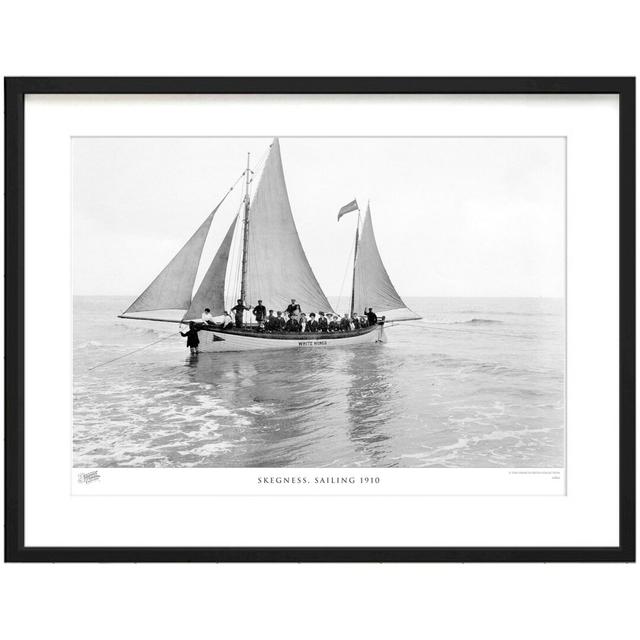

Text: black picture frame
xmin=4 ymin=77 xmax=635 ymax=563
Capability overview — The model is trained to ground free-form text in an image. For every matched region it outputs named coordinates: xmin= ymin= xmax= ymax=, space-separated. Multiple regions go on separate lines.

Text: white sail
xmin=123 ymin=208 xmax=216 ymax=315
xmin=243 ymin=138 xmax=334 ymax=315
xmin=183 ymin=215 xmax=238 ymax=321
xmin=353 ymin=205 xmax=420 ymax=322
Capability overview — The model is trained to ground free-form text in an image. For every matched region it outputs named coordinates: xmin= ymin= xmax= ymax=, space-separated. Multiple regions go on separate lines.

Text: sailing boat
xmin=119 ymin=138 xmax=419 ymax=352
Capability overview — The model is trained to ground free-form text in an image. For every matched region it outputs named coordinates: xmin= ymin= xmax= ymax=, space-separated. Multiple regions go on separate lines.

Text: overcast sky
xmin=72 ymin=136 xmax=565 ymax=298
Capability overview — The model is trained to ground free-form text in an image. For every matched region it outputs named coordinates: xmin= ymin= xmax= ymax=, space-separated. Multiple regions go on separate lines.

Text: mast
xmin=349 ymin=205 xmax=361 ymax=316
xmin=241 ymin=138 xmax=335 ymax=315
xmin=239 ymin=152 xmax=251 ymax=303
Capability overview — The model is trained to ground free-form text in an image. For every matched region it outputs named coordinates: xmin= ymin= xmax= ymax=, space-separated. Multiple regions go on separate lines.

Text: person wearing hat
xmin=252 ymin=299 xmax=267 ymax=325
xmin=307 ymin=312 xmax=319 ymax=332
xmin=340 ymin=313 xmax=352 ymax=332
xmin=317 ymin=311 xmax=328 ymax=332
xmin=351 ymin=313 xmax=361 ymax=330
xmin=286 ymin=298 xmax=301 ymax=318
xmin=285 ymin=314 xmax=300 ymax=332
xmin=366 ymin=307 xmax=378 ymax=326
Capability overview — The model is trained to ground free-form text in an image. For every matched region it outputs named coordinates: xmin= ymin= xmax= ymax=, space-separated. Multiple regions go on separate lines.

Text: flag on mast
xmin=337 ymin=199 xmax=359 ymax=221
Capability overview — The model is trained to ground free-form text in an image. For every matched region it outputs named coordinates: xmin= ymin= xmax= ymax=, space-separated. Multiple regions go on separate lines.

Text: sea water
xmin=73 ymin=296 xmax=565 ymax=468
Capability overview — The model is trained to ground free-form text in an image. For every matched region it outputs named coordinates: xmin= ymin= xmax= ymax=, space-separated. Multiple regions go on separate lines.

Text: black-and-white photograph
xmin=73 ymin=136 xmax=565 ymax=469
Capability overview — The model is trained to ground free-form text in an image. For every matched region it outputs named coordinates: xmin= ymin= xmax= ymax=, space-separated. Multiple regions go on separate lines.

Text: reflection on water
xmin=175 ymin=346 xmax=396 ymax=467
xmin=345 ymin=350 xmax=393 ymax=466
xmin=74 ymin=296 xmax=565 ymax=468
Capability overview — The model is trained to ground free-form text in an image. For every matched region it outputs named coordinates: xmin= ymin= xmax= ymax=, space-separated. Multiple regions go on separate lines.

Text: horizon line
xmin=73 ymin=293 xmax=565 ymax=300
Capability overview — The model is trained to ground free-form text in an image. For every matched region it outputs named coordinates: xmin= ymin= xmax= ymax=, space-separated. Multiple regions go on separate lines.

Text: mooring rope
xmin=87 ymin=332 xmax=178 ymax=371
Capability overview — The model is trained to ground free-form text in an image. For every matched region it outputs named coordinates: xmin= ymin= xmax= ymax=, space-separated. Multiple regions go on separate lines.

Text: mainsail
xmin=353 ymin=205 xmax=420 ymax=322
xmin=243 ymin=139 xmax=334 ymax=314
xmin=183 ymin=215 xmax=238 ymax=321
xmin=123 ymin=208 xmax=217 ymax=315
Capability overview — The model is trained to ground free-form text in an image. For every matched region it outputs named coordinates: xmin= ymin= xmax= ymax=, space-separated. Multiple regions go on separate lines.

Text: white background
xmin=73 ymin=135 xmax=566 ymax=298
xmin=1 ymin=1 xmax=638 ymax=639
xmin=27 ymin=94 xmax=608 ymax=546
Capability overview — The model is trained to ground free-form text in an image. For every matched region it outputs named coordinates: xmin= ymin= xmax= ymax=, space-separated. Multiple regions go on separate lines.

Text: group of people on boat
xmin=180 ymin=297 xmax=379 ymax=352
xmin=212 ymin=298 xmax=378 ymax=332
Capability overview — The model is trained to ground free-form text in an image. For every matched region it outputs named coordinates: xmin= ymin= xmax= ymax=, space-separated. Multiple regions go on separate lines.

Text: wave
xmin=115 ymin=321 xmax=166 ymax=337
xmin=458 ymin=318 xmax=502 ymax=325
xmin=424 ymin=318 xmax=505 ymax=328
xmin=456 ymin=309 xmax=559 ymax=317
xmin=75 ymin=339 xmax=163 ymax=352
xmin=427 ymin=318 xmax=503 ymax=325
xmin=75 ymin=340 xmax=104 ymax=350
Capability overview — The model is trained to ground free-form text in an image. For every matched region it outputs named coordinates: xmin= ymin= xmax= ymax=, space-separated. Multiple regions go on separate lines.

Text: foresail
xmin=244 ymin=138 xmax=334 ymax=314
xmin=353 ymin=205 xmax=420 ymax=321
xmin=123 ymin=209 xmax=216 ymax=315
xmin=183 ymin=215 xmax=238 ymax=321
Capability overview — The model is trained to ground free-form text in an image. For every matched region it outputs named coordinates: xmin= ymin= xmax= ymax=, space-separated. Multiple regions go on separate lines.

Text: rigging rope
xmin=223 ymin=141 xmax=295 ymax=316
xmin=248 ymin=144 xmax=270 ymax=189
xmin=188 ymin=168 xmax=247 ymax=312
xmin=232 ymin=143 xmax=269 ymax=320
xmin=335 ymin=232 xmax=356 ymax=315
xmin=226 ymin=192 xmax=246 ymax=310
xmin=208 ymin=169 xmax=246 ymax=217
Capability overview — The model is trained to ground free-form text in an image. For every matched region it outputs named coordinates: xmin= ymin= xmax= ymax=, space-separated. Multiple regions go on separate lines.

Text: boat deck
xmin=201 ymin=323 xmax=380 ymax=340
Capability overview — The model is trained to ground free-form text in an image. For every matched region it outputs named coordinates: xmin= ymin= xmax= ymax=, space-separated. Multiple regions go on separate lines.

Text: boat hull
xmin=196 ymin=323 xmax=386 ymax=352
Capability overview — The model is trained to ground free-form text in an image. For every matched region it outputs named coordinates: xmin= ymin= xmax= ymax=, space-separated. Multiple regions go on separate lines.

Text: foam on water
xmin=73 ymin=296 xmax=565 ymax=468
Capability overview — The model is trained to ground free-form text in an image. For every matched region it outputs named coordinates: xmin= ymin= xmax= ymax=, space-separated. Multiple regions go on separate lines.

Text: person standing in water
xmin=180 ymin=321 xmax=201 ymax=355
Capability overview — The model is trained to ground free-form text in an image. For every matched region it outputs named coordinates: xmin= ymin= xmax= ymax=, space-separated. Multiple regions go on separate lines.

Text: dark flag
xmin=337 ymin=199 xmax=359 ymax=221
